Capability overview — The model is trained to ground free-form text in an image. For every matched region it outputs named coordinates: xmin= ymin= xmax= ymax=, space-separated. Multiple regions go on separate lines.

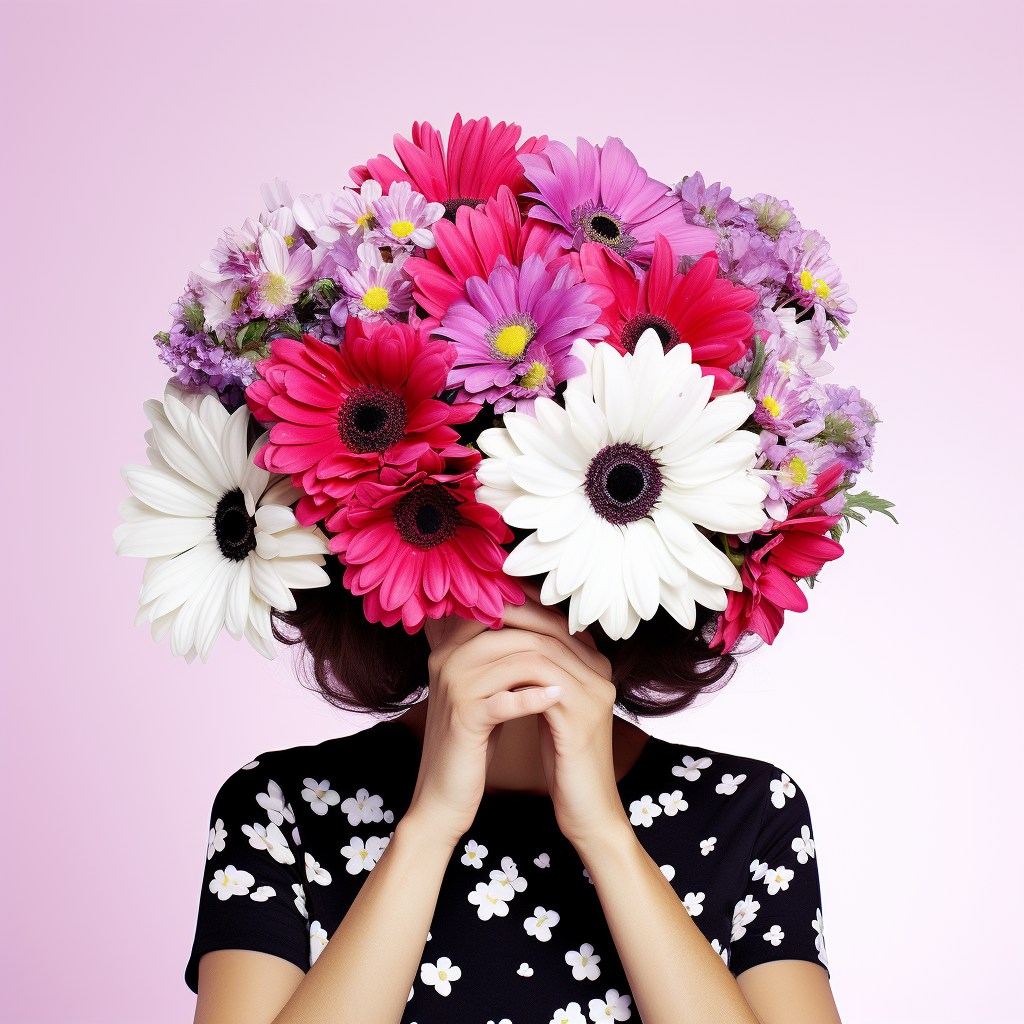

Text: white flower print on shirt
xmin=524 ymin=906 xmax=560 ymax=941
xmin=292 ymin=825 xmax=301 ymax=847
xmin=813 ymin=908 xmax=828 ymax=966
xmin=682 ymin=891 xmax=705 ymax=917
xmin=250 ymin=886 xmax=276 ymax=902
xmin=340 ymin=787 xmax=384 ymax=825
xmin=791 ymin=825 xmax=815 ymax=864
xmin=770 ymin=773 xmax=797 ymax=809
xmin=340 ymin=835 xmax=389 ymax=874
xmin=700 ymin=837 xmax=717 ymax=856
xmin=672 ymin=754 xmax=712 ymax=781
xmin=534 ymin=852 xmax=551 ymax=868
xmin=256 ymin=780 xmax=295 ymax=827
xmin=489 ymin=856 xmax=528 ymax=900
xmin=589 ymin=988 xmax=632 ymax=1021
xmin=762 ymin=925 xmax=785 ymax=946
xmin=461 ymin=839 xmax=488 ymax=868
xmin=207 ymin=818 xmax=227 ymax=860
xmin=241 ymin=822 xmax=296 ymax=865
xmin=629 ymin=794 xmax=662 ymax=826
xmin=658 ymin=790 xmax=688 ymax=816
xmin=710 ymin=938 xmax=729 ymax=966
xmin=659 ymin=864 xmax=676 ymax=881
xmin=763 ymin=865 xmax=795 ymax=895
xmin=292 ymin=883 xmax=308 ymax=918
xmin=241 ymin=760 xmax=259 ymax=770
xmin=209 ymin=865 xmax=254 ymax=900
xmin=749 ymin=859 xmax=769 ymax=881
xmin=420 ymin=956 xmax=461 ymax=996
xmin=468 ymin=881 xmax=510 ymax=921
xmin=518 ymin=962 xmax=534 ymax=977
xmin=301 ymin=778 xmax=341 ymax=816
xmin=732 ymin=895 xmax=760 ymax=941
xmin=305 ymin=852 xmax=333 ymax=886
xmin=715 ymin=773 xmax=747 ymax=795
xmin=550 ymin=1002 xmax=586 ymax=1024
xmin=309 ymin=920 xmax=328 ymax=965
xmin=566 ymin=942 xmax=602 ymax=980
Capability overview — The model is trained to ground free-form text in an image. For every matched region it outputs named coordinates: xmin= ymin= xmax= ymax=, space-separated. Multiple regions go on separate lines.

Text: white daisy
xmin=770 ymin=773 xmax=797 ymax=809
xmin=672 ymin=754 xmax=712 ymax=781
xmin=762 ymin=925 xmax=785 ymax=946
xmin=629 ymin=794 xmax=662 ymax=826
xmin=114 ymin=384 xmax=330 ymax=662
xmin=700 ymin=837 xmax=717 ymax=856
xmin=732 ymin=895 xmax=761 ymax=941
xmin=524 ymin=905 xmax=560 ymax=941
xmin=518 ymin=962 xmax=535 ymax=977
xmin=309 ymin=920 xmax=329 ymax=965
xmin=250 ymin=886 xmax=276 ymax=902
xmin=340 ymin=788 xmax=384 ymax=826
xmin=256 ymin=780 xmax=295 ymax=827
xmin=658 ymin=790 xmax=688 ymax=816
xmin=791 ymin=825 xmax=815 ymax=864
xmin=468 ymin=881 xmax=510 ymax=921
xmin=763 ymin=865 xmax=795 ymax=895
xmin=550 ymin=1002 xmax=586 ymax=1024
xmin=420 ymin=956 xmax=461 ymax=996
xmin=292 ymin=883 xmax=308 ymax=918
xmin=304 ymin=852 xmax=333 ymax=886
xmin=588 ymin=988 xmax=632 ymax=1021
xmin=812 ymin=908 xmax=829 ymax=966
xmin=488 ymin=856 xmax=528 ymax=900
xmin=682 ymin=891 xmax=705 ymax=917
xmin=715 ymin=773 xmax=746 ymax=795
xmin=534 ymin=852 xmax=551 ymax=868
xmin=749 ymin=859 xmax=769 ymax=881
xmin=565 ymin=943 xmax=602 ymax=981
xmin=475 ymin=334 xmax=768 ymax=639
xmin=340 ymin=835 xmax=389 ymax=874
xmin=209 ymin=865 xmax=254 ymax=901
xmin=302 ymin=779 xmax=341 ymax=815
xmin=241 ymin=822 xmax=295 ymax=865
xmin=462 ymin=839 xmax=489 ymax=868
xmin=207 ymin=818 xmax=227 ymax=860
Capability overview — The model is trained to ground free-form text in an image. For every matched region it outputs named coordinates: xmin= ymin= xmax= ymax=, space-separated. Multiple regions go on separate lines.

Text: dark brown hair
xmin=273 ymin=556 xmax=743 ymax=719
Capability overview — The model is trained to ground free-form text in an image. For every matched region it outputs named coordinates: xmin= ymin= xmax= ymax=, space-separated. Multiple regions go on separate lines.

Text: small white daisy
xmin=420 ymin=956 xmax=461 ymax=996
xmin=309 ymin=920 xmax=328 ymax=965
xmin=672 ymin=754 xmax=712 ymax=781
xmin=340 ymin=836 xmax=389 ymax=874
xmin=565 ymin=942 xmax=602 ymax=981
xmin=715 ymin=773 xmax=747 ymax=795
xmin=304 ymin=852 xmax=333 ymax=887
xmin=770 ymin=773 xmax=797 ymax=809
xmin=462 ymin=839 xmax=489 ymax=869
xmin=700 ymin=837 xmax=717 ymax=856
xmin=524 ymin=906 xmax=560 ymax=941
xmin=549 ymin=1002 xmax=586 ymax=1024
xmin=250 ymin=886 xmax=276 ymax=902
xmin=241 ymin=822 xmax=295 ymax=865
xmin=629 ymin=794 xmax=663 ymax=826
xmin=340 ymin=788 xmax=384 ymax=826
xmin=588 ymin=988 xmax=633 ymax=1021
xmin=207 ymin=818 xmax=227 ymax=860
xmin=763 ymin=925 xmax=785 ymax=946
xmin=301 ymin=778 xmax=341 ymax=816
xmin=209 ymin=865 xmax=254 ymax=901
xmin=682 ymin=891 xmax=705 ymax=917
xmin=732 ymin=895 xmax=761 ymax=941
xmin=256 ymin=780 xmax=296 ymax=827
xmin=468 ymin=881 xmax=510 ymax=921
xmin=763 ymin=865 xmax=795 ymax=895
xmin=791 ymin=825 xmax=815 ymax=864
xmin=658 ymin=790 xmax=688 ymax=816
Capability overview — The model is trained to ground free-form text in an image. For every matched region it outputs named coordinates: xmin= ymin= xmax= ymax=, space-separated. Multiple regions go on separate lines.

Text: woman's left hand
xmin=499 ymin=586 xmax=631 ymax=847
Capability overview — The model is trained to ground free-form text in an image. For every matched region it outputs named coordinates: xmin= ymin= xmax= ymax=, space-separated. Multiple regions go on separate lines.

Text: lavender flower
xmin=814 ymin=383 xmax=877 ymax=473
xmin=155 ymin=328 xmax=258 ymax=410
xmin=754 ymin=359 xmax=825 ymax=441
xmin=674 ymin=172 xmax=741 ymax=231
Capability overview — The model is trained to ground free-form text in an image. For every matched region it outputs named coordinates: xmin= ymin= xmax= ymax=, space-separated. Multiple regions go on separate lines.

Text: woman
xmin=188 ymin=580 xmax=841 ymax=1024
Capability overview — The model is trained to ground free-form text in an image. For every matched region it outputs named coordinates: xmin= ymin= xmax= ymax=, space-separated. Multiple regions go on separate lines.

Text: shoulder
xmin=645 ymin=734 xmax=802 ymax=793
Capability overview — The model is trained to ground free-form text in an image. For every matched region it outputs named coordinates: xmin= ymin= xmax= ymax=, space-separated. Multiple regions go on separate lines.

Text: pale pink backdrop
xmin=2 ymin=2 xmax=1020 ymax=1021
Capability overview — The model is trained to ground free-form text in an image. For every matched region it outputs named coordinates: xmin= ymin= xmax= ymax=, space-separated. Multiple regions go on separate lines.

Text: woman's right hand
xmin=403 ymin=611 xmax=568 ymax=846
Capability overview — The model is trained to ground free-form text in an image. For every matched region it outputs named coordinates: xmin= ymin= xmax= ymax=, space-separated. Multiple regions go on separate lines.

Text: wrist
xmin=564 ymin=809 xmax=636 ymax=859
xmin=395 ymin=807 xmax=464 ymax=856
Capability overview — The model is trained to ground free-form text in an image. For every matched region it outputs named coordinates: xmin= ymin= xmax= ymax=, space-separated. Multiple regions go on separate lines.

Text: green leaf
xmin=836 ymin=490 xmax=898 ymax=534
xmin=744 ymin=334 xmax=767 ymax=398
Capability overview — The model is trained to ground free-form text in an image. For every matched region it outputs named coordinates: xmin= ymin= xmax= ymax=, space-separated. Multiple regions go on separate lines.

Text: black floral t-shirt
xmin=187 ymin=718 xmax=829 ymax=1022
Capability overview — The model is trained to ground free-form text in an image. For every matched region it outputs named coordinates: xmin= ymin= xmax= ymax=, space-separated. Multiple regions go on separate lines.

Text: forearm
xmin=274 ymin=813 xmax=457 ymax=1024
xmin=575 ymin=821 xmax=760 ymax=1024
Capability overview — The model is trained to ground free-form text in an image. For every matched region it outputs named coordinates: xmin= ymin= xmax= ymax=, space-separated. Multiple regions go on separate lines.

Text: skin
xmin=195 ymin=587 xmax=842 ymax=1024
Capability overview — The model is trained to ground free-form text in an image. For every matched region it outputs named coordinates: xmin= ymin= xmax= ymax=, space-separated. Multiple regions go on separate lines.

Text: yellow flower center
xmin=284 ymin=235 xmax=295 ymax=247
xmin=230 ymin=289 xmax=246 ymax=312
xmin=581 ymin=957 xmax=588 ymax=965
xmin=390 ymin=219 xmax=415 ymax=238
xmin=438 ymin=970 xmax=447 ymax=981
xmin=789 ymin=456 xmax=808 ymax=485
xmin=762 ymin=395 xmax=781 ymax=418
xmin=493 ymin=324 xmax=529 ymax=358
xmin=362 ymin=286 xmax=390 ymax=311
xmin=263 ymin=273 xmax=290 ymax=307
xmin=357 ymin=212 xmax=376 ymax=229
xmin=517 ymin=361 xmax=547 ymax=390
xmin=799 ymin=270 xmax=831 ymax=299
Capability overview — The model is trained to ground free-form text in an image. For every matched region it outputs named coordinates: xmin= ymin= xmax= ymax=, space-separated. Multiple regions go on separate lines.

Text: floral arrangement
xmin=115 ymin=115 xmax=894 ymax=664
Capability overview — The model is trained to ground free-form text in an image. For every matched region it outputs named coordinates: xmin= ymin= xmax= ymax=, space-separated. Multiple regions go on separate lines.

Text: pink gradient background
xmin=2 ymin=2 xmax=1019 ymax=1021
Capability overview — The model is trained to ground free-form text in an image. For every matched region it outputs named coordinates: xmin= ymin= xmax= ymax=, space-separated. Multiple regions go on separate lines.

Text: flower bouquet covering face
xmin=115 ymin=115 xmax=894 ymax=664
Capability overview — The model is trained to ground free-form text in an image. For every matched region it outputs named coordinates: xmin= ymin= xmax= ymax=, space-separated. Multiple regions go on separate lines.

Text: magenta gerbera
xmin=434 ymin=253 xmax=606 ymax=411
xmin=330 ymin=466 xmax=524 ymax=632
xmin=519 ymin=136 xmax=717 ymax=266
xmin=351 ymin=114 xmax=547 ymax=221
xmin=246 ymin=322 xmax=474 ymax=530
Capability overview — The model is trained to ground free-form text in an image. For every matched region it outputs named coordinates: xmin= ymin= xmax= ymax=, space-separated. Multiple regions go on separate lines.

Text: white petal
xmin=505 ymin=409 xmax=587 ymax=472
xmin=643 ymin=367 xmax=712 ymax=450
xmin=592 ymin=343 xmax=635 ymax=441
xmin=503 ymin=532 xmax=568 ymax=576
xmin=598 ymin=584 xmax=630 ymax=640
xmin=121 ymin=464 xmax=217 ymax=517
xmin=661 ymin=393 xmax=755 ymax=463
xmin=533 ymin=398 xmax=594 ymax=470
xmin=143 ymin=538 xmax=222 ymax=618
xmin=686 ymin=571 xmax=730 ymax=609
xmin=250 ymin=555 xmax=298 ymax=611
xmin=627 ymin=331 xmax=666 ymax=437
xmin=536 ymin=490 xmax=592 ymax=543
xmin=273 ymin=527 xmax=330 ymax=557
xmin=563 ymin=390 xmax=610 ymax=453
xmin=262 ymin=476 xmax=304 ymax=508
xmin=194 ymin=559 xmax=235 ymax=662
xmin=659 ymin=578 xmax=696 ymax=630
xmin=507 ymin=457 xmax=583 ymax=498
xmin=255 ymin=531 xmax=281 ymax=559
xmin=225 ymin=559 xmax=251 ymax=640
xmin=113 ymin=515 xmax=212 ymax=559
xmin=272 ymin=556 xmax=331 ymax=590
xmin=667 ymin=494 xmax=768 ymax=534
xmin=244 ymin=618 xmax=276 ymax=659
xmin=555 ymin=515 xmax=602 ymax=595
xmin=477 ymin=427 xmax=522 ymax=461
xmin=622 ymin=521 xmax=662 ymax=620
xmin=576 ymin=520 xmax=624 ymax=626
xmin=662 ymin=439 xmax=758 ymax=489
xmin=148 ymin=402 xmax=225 ymax=495
xmin=255 ymin=503 xmax=299 ymax=535
xmin=248 ymin=595 xmax=274 ymax=639
xmin=651 ymin=504 xmax=740 ymax=588
xmin=564 ymin=338 xmax=596 ymax=396
xmin=220 ymin=405 xmax=252 ymax=487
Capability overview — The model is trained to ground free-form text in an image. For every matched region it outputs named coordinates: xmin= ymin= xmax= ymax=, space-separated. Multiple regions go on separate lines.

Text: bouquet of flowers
xmin=115 ymin=115 xmax=894 ymax=663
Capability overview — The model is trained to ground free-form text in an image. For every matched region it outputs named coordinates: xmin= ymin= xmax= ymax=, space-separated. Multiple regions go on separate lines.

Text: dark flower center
xmin=393 ymin=483 xmax=461 ymax=549
xmin=587 ymin=213 xmax=622 ymax=246
xmin=619 ymin=313 xmax=681 ymax=354
xmin=338 ymin=385 xmax=407 ymax=454
xmin=214 ymin=489 xmax=257 ymax=562
xmin=443 ymin=197 xmax=484 ymax=223
xmin=585 ymin=443 xmax=663 ymax=525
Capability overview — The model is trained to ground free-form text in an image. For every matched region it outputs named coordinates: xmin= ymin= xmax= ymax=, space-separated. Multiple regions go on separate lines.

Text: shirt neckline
xmin=375 ymin=716 xmax=660 ymax=802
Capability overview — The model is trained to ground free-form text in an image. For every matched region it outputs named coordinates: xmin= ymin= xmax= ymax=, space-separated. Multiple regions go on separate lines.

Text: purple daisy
xmin=519 ymin=137 xmax=716 ymax=266
xmin=435 ymin=254 xmax=605 ymax=409
xmin=789 ymin=230 xmax=857 ymax=326
xmin=756 ymin=435 xmax=840 ymax=521
xmin=370 ymin=180 xmax=445 ymax=250
xmin=754 ymin=360 xmax=825 ymax=441
xmin=674 ymin=172 xmax=741 ymax=232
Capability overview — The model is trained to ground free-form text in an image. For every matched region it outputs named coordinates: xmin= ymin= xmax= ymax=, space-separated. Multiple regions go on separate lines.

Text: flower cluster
xmin=118 ymin=115 xmax=893 ymax=662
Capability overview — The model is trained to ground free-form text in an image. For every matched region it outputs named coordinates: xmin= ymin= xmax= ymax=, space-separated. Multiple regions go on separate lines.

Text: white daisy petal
xmin=503 ymin=532 xmax=568 ymax=576
xmin=113 ymin=515 xmax=213 ymax=559
xmin=507 ymin=457 xmax=583 ymax=498
xmin=255 ymin=503 xmax=298 ymax=535
xmin=533 ymin=397 xmax=594 ymax=469
xmin=477 ymin=426 xmax=523 ymax=461
xmin=593 ymin=342 xmax=635 ymax=440
xmin=555 ymin=515 xmax=603 ymax=595
xmin=120 ymin=464 xmax=217 ymax=517
xmin=249 ymin=555 xmax=298 ymax=612
xmin=272 ymin=556 xmax=330 ymax=590
xmin=220 ymin=405 xmax=251 ymax=487
xmin=225 ymin=559 xmax=251 ymax=640
xmin=504 ymin=410 xmax=585 ymax=472
xmin=622 ymin=519 xmax=662 ymax=620
xmin=661 ymin=392 xmax=755 ymax=463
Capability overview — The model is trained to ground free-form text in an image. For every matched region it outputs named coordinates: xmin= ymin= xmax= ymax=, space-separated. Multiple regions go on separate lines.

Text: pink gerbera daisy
xmin=434 ymin=253 xmax=606 ymax=412
xmin=330 ymin=466 xmax=524 ymax=632
xmin=246 ymin=322 xmax=475 ymax=530
xmin=519 ymin=136 xmax=717 ymax=267
xmin=351 ymin=114 xmax=548 ymax=222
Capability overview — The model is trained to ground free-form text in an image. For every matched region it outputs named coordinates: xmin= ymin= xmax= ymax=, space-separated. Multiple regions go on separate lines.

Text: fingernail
xmin=545 ymin=686 xmax=564 ymax=698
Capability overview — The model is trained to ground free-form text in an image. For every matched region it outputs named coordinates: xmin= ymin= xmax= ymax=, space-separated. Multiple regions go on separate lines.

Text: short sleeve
xmin=184 ymin=766 xmax=310 ymax=993
xmin=728 ymin=767 xmax=830 ymax=978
